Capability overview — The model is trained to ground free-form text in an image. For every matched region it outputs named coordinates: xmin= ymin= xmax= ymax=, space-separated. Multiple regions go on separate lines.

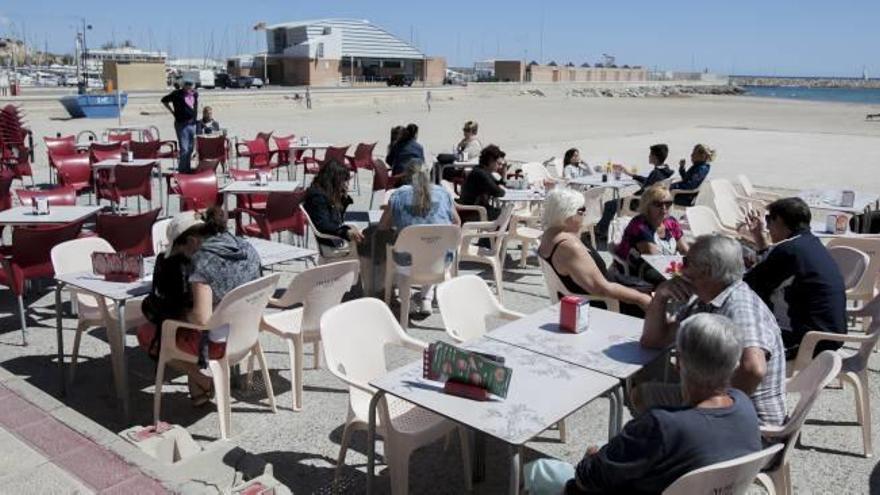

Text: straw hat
xmin=165 ymin=211 xmax=204 ymax=256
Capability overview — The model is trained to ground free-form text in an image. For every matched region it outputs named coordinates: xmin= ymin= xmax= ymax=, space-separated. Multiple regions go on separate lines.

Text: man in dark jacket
xmin=161 ymin=80 xmax=199 ymax=173
xmin=744 ymin=197 xmax=847 ymax=360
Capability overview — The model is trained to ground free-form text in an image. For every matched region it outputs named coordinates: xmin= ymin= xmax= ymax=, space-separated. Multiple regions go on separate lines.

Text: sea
xmin=744 ymin=85 xmax=880 ymax=105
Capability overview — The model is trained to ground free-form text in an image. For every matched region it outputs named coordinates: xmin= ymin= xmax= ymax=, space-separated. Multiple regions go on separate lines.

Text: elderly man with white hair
xmin=638 ymin=234 xmax=786 ymax=426
xmin=525 ymin=313 xmax=762 ymax=495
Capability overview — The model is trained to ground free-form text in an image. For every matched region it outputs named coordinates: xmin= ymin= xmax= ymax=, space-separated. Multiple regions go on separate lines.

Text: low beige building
xmin=495 ymin=60 xmax=647 ymax=83
xmin=102 ymin=61 xmax=167 ymax=91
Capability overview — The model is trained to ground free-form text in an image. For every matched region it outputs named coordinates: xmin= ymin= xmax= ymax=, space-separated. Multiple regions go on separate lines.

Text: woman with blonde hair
xmin=457 ymin=120 xmax=482 ymax=160
xmin=615 ymin=185 xmax=689 ymax=284
xmin=379 ymin=159 xmax=461 ymax=314
xmin=671 ymin=144 xmax=715 ymax=206
xmin=538 ymin=188 xmax=651 ymax=316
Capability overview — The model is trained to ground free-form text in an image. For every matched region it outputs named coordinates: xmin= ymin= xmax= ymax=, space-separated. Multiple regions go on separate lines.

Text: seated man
xmin=526 ymin=313 xmax=761 ymax=495
xmin=639 ymin=234 xmax=786 ymax=426
xmin=196 ymin=106 xmax=220 ymax=135
xmin=744 ymin=197 xmax=847 ymax=360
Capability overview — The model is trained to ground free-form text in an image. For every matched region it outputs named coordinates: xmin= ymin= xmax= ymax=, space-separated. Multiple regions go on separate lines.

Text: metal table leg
xmin=472 ymin=432 xmax=487 ymax=483
xmin=116 ymin=301 xmax=131 ymax=423
xmin=608 ymin=383 xmax=624 ymax=439
xmin=509 ymin=444 xmax=522 ymax=494
xmin=55 ymin=284 xmax=66 ymax=396
xmin=366 ymin=390 xmax=384 ymax=495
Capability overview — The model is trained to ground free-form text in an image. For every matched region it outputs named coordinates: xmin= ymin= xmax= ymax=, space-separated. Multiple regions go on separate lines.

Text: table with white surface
xmin=367 ymin=337 xmax=618 ymax=494
xmin=486 ymin=304 xmax=665 ymax=436
xmin=798 ymin=189 xmax=878 ymax=215
xmin=0 ymin=205 xmax=102 ymax=227
xmin=641 ymin=254 xmax=684 ymax=281
xmin=220 ymin=180 xmax=302 ymax=207
xmin=104 ymin=125 xmax=155 ymax=142
xmin=53 ymin=237 xmax=316 ymax=421
xmin=496 ymin=189 xmax=546 ymax=203
xmin=568 ymin=175 xmax=638 ymax=190
xmin=93 ymin=158 xmax=162 ymax=210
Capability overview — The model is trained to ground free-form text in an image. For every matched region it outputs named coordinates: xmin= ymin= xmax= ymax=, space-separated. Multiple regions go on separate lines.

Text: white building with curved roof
xmin=256 ymin=18 xmax=446 ymax=86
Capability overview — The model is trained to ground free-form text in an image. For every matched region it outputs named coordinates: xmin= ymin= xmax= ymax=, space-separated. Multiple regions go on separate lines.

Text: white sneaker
xmin=418 ymin=297 xmax=432 ymax=315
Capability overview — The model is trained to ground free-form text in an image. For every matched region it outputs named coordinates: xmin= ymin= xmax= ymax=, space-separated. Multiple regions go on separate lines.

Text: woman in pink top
xmin=615 ymin=185 xmax=689 ymax=284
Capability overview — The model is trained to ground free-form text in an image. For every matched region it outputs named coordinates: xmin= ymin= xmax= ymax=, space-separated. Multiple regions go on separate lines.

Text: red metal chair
xmin=96 ymin=163 xmax=155 ymax=212
xmin=236 ymin=132 xmax=274 ymax=163
xmin=301 ymin=145 xmax=350 ymax=186
xmin=16 ymin=186 xmax=77 ymax=207
xmin=1 ymin=142 xmax=34 ymax=186
xmin=44 ymin=135 xmax=80 ymax=182
xmin=345 ymin=142 xmax=376 ymax=195
xmin=196 ymin=135 xmax=228 ymax=172
xmin=142 ymin=128 xmax=178 ymax=162
xmin=368 ymin=160 xmax=405 ymax=208
xmin=89 ymin=142 xmax=123 ymax=165
xmin=0 ymin=220 xmax=84 ymax=345
xmin=96 ymin=208 xmax=161 ymax=256
xmin=235 ymin=190 xmax=306 ymax=242
xmin=235 ymin=138 xmax=279 ymax=171
xmin=271 ymin=134 xmax=296 ymax=180
xmin=54 ymin=154 xmax=94 ymax=199
xmin=172 ymin=170 xmax=220 ymax=211
xmin=228 ymin=168 xmax=268 ymax=211
xmin=129 ymin=140 xmax=161 ymax=160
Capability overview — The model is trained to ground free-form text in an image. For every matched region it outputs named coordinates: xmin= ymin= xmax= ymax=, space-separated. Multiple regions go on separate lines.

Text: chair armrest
xmin=461 ymin=220 xmax=497 ymax=231
xmin=399 ymin=334 xmax=429 ymax=353
xmin=497 ymin=308 xmax=525 ymax=320
xmin=461 ymin=230 xmax=506 ymax=245
xmin=455 ymin=204 xmax=487 ymax=222
xmin=159 ymin=319 xmax=210 ymax=353
xmin=791 ymin=330 xmax=871 ymax=373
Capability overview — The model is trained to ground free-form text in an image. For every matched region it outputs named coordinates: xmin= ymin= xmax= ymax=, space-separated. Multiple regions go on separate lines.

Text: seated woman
xmin=671 ymin=144 xmax=714 ymax=206
xmin=525 ymin=313 xmax=761 ymax=495
xmin=615 ymin=185 xmax=689 ymax=285
xmin=561 ymin=147 xmax=591 ymax=179
xmin=138 ymin=207 xmax=261 ymax=405
xmin=456 ymin=120 xmax=482 ymax=160
xmin=303 ymin=160 xmax=364 ymax=248
xmin=458 ymin=144 xmax=507 ymax=221
xmin=538 ymin=188 xmax=651 ymax=316
xmin=388 ymin=123 xmax=425 ymax=176
xmin=379 ymin=159 xmax=461 ymax=314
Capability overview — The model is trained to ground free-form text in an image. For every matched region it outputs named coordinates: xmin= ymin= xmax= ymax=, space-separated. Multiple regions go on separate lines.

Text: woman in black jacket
xmin=303 ymin=161 xmax=364 ymax=247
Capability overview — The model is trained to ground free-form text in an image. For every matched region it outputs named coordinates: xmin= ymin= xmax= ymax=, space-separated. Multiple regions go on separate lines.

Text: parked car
xmin=229 ymin=76 xmax=264 ymax=89
xmin=386 ymin=74 xmax=414 ymax=87
xmin=214 ymin=73 xmax=232 ymax=89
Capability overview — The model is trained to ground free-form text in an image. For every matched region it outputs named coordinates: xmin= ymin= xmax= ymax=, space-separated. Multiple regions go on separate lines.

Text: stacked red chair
xmin=0 ymin=105 xmax=35 ymax=185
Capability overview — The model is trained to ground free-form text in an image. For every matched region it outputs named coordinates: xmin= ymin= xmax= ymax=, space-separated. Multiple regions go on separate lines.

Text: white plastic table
xmin=486 ymin=304 xmax=665 ymax=436
xmin=496 ymin=189 xmax=546 ymax=203
xmin=220 ymin=180 xmax=302 ymax=208
xmin=367 ymin=337 xmax=618 ymax=494
xmin=0 ymin=205 xmax=102 ymax=227
xmin=568 ymin=175 xmax=638 ymax=190
xmin=798 ymin=189 xmax=879 ymax=215
xmin=53 ymin=237 xmax=316 ymax=421
xmin=104 ymin=125 xmax=154 ymax=141
xmin=641 ymin=254 xmax=683 ymax=281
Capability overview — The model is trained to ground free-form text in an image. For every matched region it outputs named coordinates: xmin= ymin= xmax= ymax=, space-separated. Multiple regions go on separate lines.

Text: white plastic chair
xmin=256 ymin=260 xmax=359 ymax=411
xmin=685 ymin=205 xmax=738 ymax=238
xmin=437 ymin=274 xmax=524 ymax=343
xmin=826 ymin=238 xmax=880 ymax=310
xmin=458 ymin=203 xmax=514 ymax=301
xmin=320 ymin=298 xmax=472 ymax=495
xmin=151 ymin=217 xmax=172 ymax=256
xmin=760 ymin=350 xmax=842 ymax=495
xmin=663 ymin=443 xmax=781 ymax=495
xmin=153 ymin=274 xmax=281 ymax=440
xmin=580 ymin=186 xmax=611 ymax=248
xmin=507 ymin=219 xmax=543 ymax=268
xmin=789 ymin=293 xmax=880 ymax=458
xmin=537 ymin=256 xmax=621 ymax=312
xmin=828 ymin=245 xmax=870 ymax=293
xmin=50 ymin=238 xmax=146 ymax=388
xmin=385 ymin=224 xmax=461 ymax=328
xmin=299 ymin=205 xmax=359 ymax=265
xmin=736 ymin=174 xmax=782 ymax=201
xmin=518 ymin=161 xmax=554 ymax=187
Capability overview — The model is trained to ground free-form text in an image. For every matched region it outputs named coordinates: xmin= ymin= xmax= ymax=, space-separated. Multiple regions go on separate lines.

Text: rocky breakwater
xmin=731 ymin=76 xmax=880 ymax=89
xmin=525 ymin=85 xmax=744 ymax=98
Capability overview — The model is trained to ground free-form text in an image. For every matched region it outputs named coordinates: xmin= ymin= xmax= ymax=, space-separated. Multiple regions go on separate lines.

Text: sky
xmin=2 ymin=0 xmax=879 ymax=77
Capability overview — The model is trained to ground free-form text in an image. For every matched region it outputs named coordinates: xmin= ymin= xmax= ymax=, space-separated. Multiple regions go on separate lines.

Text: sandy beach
xmin=20 ymin=88 xmax=880 ymax=193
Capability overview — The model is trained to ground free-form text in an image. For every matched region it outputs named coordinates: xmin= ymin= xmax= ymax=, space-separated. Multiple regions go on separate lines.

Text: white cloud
xmin=0 ymin=15 xmax=10 ymax=27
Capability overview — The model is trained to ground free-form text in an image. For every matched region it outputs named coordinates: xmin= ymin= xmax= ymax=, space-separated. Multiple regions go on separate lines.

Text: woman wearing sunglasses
xmin=615 ymin=185 xmax=689 ymax=284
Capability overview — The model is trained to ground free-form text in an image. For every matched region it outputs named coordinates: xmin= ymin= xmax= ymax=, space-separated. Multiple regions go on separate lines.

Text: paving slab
xmin=0 ymin=429 xmax=46 ymax=478
xmin=1 ymin=463 xmax=95 ymax=495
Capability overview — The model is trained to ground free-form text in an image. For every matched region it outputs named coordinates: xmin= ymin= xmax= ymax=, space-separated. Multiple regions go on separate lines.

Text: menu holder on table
xmin=422 ymin=341 xmax=512 ymax=401
xmin=91 ymin=251 xmax=145 ymax=282
xmin=560 ymin=296 xmax=591 ymax=333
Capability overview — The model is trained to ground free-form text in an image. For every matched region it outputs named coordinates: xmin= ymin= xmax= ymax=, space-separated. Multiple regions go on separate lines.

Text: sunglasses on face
xmin=652 ymin=200 xmax=673 ymax=209
xmin=576 ymin=207 xmax=587 ymax=216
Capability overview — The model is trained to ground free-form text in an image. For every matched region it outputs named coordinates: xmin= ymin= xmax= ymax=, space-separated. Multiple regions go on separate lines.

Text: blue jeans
xmin=175 ymin=122 xmax=197 ymax=173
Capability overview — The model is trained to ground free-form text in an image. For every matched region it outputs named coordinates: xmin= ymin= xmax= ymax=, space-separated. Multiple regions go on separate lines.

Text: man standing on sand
xmin=426 ymin=90 xmax=432 ymax=112
xmin=161 ymin=80 xmax=199 ymax=173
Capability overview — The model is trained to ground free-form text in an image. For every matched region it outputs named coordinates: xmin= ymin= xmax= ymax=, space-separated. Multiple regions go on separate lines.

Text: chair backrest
xmin=828 ymin=245 xmax=870 ymax=291
xmin=662 ymin=443 xmax=784 ymax=495
xmin=244 ymin=138 xmax=271 ymax=168
xmin=44 ymin=135 xmax=77 ymax=161
xmin=208 ymin=273 xmax=280 ymax=360
xmin=320 ymin=298 xmax=410 ymax=392
xmin=323 ymin=145 xmax=350 ymax=165
xmin=538 ymin=256 xmax=571 ymax=303
xmin=351 ymin=142 xmax=377 ymax=168
xmin=255 ymin=131 xmax=273 ymax=143
xmin=277 ymin=260 xmax=360 ymax=333
xmin=371 ymin=160 xmax=390 ymax=192
xmin=709 ymin=179 xmax=745 ymax=228
xmin=272 ymin=135 xmax=296 ymax=165
xmin=483 ymin=203 xmax=515 ymax=256
xmin=519 ymin=162 xmax=553 ymax=187
xmin=7 ymin=221 xmax=84 ymax=293
xmin=51 ymin=237 xmax=115 ymax=276
xmin=174 ymin=170 xmax=219 ymax=211
xmin=582 ymin=186 xmax=611 ymax=225
xmin=96 ymin=209 xmax=162 ymax=255
xmin=393 ymin=224 xmax=461 ymax=284
xmin=826 ymin=237 xmax=880 ymax=300
xmin=151 ymin=217 xmax=172 ymax=255
xmin=16 ymin=186 xmax=77 ymax=207
xmin=107 ymin=132 xmax=132 ymax=144
xmin=685 ymin=205 xmax=725 ymax=237
xmin=196 ymin=135 xmax=227 ymax=161
xmin=437 ymin=274 xmax=504 ymax=342
xmin=264 ymin=190 xmax=306 ymax=230
xmin=843 ymin=292 xmax=880 ymax=373
xmin=89 ymin=142 xmax=123 ymax=164
xmin=129 ymin=140 xmax=161 ymax=160
xmin=113 ymin=163 xmax=154 ymax=196
xmin=736 ymin=174 xmax=756 ymax=197
xmin=763 ymin=351 xmax=841 ymax=471
xmin=54 ymin=155 xmax=93 ymax=189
